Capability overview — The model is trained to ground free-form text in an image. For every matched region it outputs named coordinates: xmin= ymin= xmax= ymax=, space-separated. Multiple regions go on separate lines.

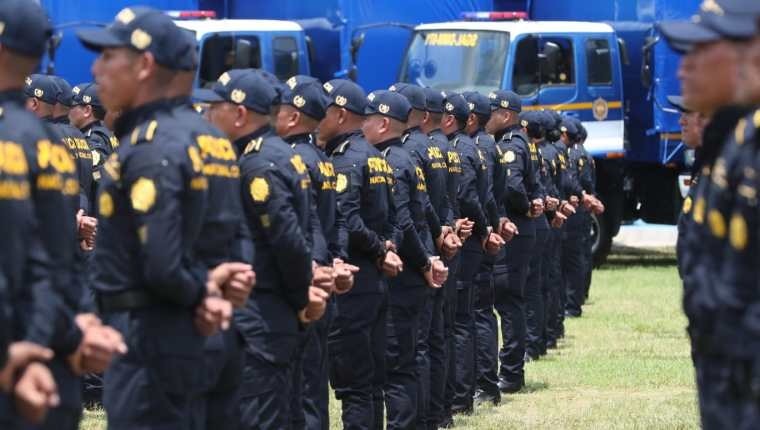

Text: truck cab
xmin=399 ymin=17 xmax=626 ymax=262
xmin=171 ymin=11 xmax=311 ymax=88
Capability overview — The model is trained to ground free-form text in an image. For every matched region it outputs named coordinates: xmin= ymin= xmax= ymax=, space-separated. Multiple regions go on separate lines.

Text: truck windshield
xmin=399 ymin=30 xmax=509 ymax=93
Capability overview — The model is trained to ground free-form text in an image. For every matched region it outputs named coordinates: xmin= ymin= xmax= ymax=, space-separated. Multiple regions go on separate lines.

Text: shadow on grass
xmin=520 ymin=381 xmax=550 ymax=394
xmin=601 ymin=246 xmax=677 ymax=270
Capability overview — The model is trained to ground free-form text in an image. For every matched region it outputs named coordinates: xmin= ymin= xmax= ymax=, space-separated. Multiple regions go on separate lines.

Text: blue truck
xmin=42 ymin=0 xmax=698 ymax=264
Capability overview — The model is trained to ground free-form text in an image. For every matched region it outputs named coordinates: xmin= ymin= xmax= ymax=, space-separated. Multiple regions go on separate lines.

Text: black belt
xmin=97 ymin=290 xmax=159 ymax=313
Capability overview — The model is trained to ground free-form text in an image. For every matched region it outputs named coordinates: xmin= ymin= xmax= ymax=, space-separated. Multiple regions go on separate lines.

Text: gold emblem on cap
xmin=378 ymin=104 xmax=390 ymax=114
xmin=592 ymin=97 xmax=608 ymax=121
xmin=230 ymin=89 xmax=246 ymax=104
xmin=83 ymin=95 xmax=92 ymax=104
xmin=72 ymin=86 xmax=81 ymax=95
xmin=389 ymin=85 xmax=397 ymax=91
xmin=445 ymin=102 xmax=454 ymax=112
xmin=286 ymin=77 xmax=297 ymax=89
xmin=488 ymin=92 xmax=497 ymax=99
xmin=116 ymin=8 xmax=136 ymax=24
xmin=293 ymin=95 xmax=306 ymax=108
xmin=130 ymin=28 xmax=152 ymax=50
xmin=467 ymin=102 xmax=475 ymax=111
xmin=440 ymin=91 xmax=447 ymax=98
xmin=500 ymin=100 xmax=509 ymax=108
xmin=130 ymin=177 xmax=157 ymax=213
xmin=367 ymin=93 xmax=376 ymax=102
xmin=323 ymin=82 xmax=334 ymax=93
xmin=700 ymin=0 xmax=724 ymax=15
xmin=25 ymin=77 xmax=32 ymax=86
xmin=250 ymin=177 xmax=269 ymax=202
xmin=0 ymin=22 xmax=5 ymax=36
xmin=335 ymin=95 xmax=347 ymax=107
xmin=34 ymin=89 xmax=43 ymax=98
xmin=521 ymin=119 xmax=528 ymax=127
xmin=560 ymin=126 xmax=567 ymax=133
xmin=218 ymin=72 xmax=231 ymax=85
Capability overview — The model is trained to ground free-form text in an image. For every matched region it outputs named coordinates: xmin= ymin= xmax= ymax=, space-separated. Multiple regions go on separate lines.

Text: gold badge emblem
xmin=250 ymin=177 xmax=269 ymax=202
xmin=230 ymin=89 xmax=246 ymax=104
xmin=99 ymin=192 xmax=113 ymax=218
xmin=378 ymin=104 xmax=390 ymax=114
xmin=700 ymin=0 xmax=724 ymax=15
xmin=592 ymin=97 xmax=609 ymax=121
xmin=335 ymin=95 xmax=347 ymax=107
xmin=218 ymin=72 xmax=231 ymax=85
xmin=389 ymin=85 xmax=397 ymax=91
xmin=34 ymin=89 xmax=43 ymax=98
xmin=72 ymin=86 xmax=81 ymax=95
xmin=682 ymin=196 xmax=692 ymax=214
xmin=445 ymin=102 xmax=454 ymax=112
xmin=286 ymin=76 xmax=297 ymax=89
xmin=488 ymin=92 xmax=497 ymax=99
xmin=336 ymin=173 xmax=348 ymax=193
xmin=116 ymin=8 xmax=136 ymax=24
xmin=323 ymin=82 xmax=334 ymax=93
xmin=521 ymin=119 xmax=528 ymax=127
xmin=83 ymin=95 xmax=92 ymax=104
xmin=468 ymin=102 xmax=475 ymax=111
xmin=730 ymin=213 xmax=748 ymax=251
xmin=708 ymin=209 xmax=726 ymax=238
xmin=500 ymin=100 xmax=510 ymax=109
xmin=91 ymin=150 xmax=101 ymax=167
xmin=367 ymin=93 xmax=375 ymax=102
xmin=293 ymin=95 xmax=306 ymax=108
xmin=187 ymin=146 xmax=203 ymax=173
xmin=504 ymin=150 xmax=516 ymax=163
xmin=130 ymin=177 xmax=157 ymax=213
xmin=25 ymin=77 xmax=32 ymax=86
xmin=130 ymin=29 xmax=152 ymax=50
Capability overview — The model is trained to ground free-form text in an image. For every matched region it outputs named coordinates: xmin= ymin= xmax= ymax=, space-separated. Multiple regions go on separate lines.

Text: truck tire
xmin=591 ymin=211 xmax=612 ymax=267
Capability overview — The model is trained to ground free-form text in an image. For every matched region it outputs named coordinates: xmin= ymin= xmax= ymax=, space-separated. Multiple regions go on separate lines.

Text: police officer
xmin=169 ymin=35 xmax=256 ymax=430
xmin=659 ymin=1 xmax=760 ymax=427
xmin=484 ymin=90 xmax=538 ymax=394
xmin=276 ymin=77 xmax=354 ymax=430
xmin=320 ymin=79 xmax=403 ymax=430
xmin=69 ymin=83 xmax=117 ymax=181
xmin=77 ymin=7 xmax=243 ymax=428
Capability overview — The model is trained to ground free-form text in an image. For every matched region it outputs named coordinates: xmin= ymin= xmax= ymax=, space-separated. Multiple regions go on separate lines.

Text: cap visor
xmin=76 ymin=28 xmax=127 ymax=52
xmin=192 ymin=88 xmax=225 ymax=103
xmin=658 ymin=20 xmax=721 ymax=49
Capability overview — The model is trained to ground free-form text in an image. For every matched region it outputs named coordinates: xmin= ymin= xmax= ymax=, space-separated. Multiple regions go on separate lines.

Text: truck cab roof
xmin=175 ymin=19 xmax=304 ymax=38
xmin=415 ymin=20 xmax=615 ymax=35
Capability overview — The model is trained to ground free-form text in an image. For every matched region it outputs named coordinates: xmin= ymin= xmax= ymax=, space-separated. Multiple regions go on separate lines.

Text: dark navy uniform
xmin=489 ymin=91 xmax=539 ymax=393
xmin=71 ymin=83 xmax=116 ymax=186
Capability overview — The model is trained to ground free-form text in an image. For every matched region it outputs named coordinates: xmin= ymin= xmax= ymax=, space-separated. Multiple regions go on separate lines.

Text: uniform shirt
xmin=448 ymin=130 xmax=489 ymax=240
xmin=402 ymin=127 xmax=444 ymax=241
xmin=48 ymin=116 xmax=93 ymax=213
xmin=235 ymin=125 xmax=314 ymax=313
xmin=287 ymin=132 xmax=346 ymax=262
xmin=327 ymin=130 xmax=398 ymax=285
xmin=429 ymin=128 xmax=456 ymax=225
xmin=93 ymin=99 xmax=209 ymax=309
xmin=495 ymin=124 xmax=540 ymax=236
xmin=81 ymin=120 xmax=115 ymax=182
xmin=538 ymin=139 xmax=563 ymax=222
xmin=676 ymin=169 xmax=701 ymax=280
xmin=379 ymin=136 xmax=432 ymax=280
xmin=0 ymin=90 xmax=59 ymax=365
xmin=553 ymin=141 xmax=584 ymax=200
xmin=473 ymin=129 xmax=504 ymax=229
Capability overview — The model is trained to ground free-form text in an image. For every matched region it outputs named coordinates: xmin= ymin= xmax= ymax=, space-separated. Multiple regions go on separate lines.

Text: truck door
xmin=510 ymin=34 xmax=579 ymax=110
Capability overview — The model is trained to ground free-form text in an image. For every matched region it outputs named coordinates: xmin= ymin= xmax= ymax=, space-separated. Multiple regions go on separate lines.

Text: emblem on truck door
xmin=592 ymin=97 xmax=609 ymax=121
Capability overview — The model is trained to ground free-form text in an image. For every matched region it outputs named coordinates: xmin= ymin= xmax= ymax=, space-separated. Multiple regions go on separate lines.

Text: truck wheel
xmin=591 ymin=212 xmax=612 ymax=267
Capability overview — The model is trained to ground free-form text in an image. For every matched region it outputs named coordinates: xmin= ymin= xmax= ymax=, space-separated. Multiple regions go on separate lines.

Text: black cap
xmin=323 ymin=79 xmax=367 ymax=115
xmin=193 ymin=69 xmax=276 ymax=114
xmin=176 ymin=28 xmax=199 ymax=72
xmin=50 ymin=76 xmax=73 ymax=107
xmin=389 ymin=83 xmax=426 ymax=111
xmin=284 ymin=75 xmax=320 ymax=91
xmin=71 ymin=83 xmax=102 ymax=108
xmin=77 ymin=7 xmax=187 ymax=70
xmin=443 ymin=93 xmax=470 ymax=121
xmin=560 ymin=116 xmax=579 ymax=137
xmin=463 ymin=92 xmax=491 ymax=117
xmin=0 ymin=0 xmax=52 ymax=58
xmin=255 ymin=69 xmax=287 ymax=105
xmin=658 ymin=0 xmax=760 ymax=54
xmin=520 ymin=111 xmax=544 ymax=138
xmin=667 ymin=95 xmax=692 ymax=113
xmin=488 ymin=90 xmax=522 ymax=113
xmin=423 ymin=87 xmax=446 ymax=113
xmin=365 ymin=90 xmax=411 ymax=122
xmin=282 ymin=81 xmax=329 ymax=121
xmin=24 ymin=74 xmax=58 ymax=105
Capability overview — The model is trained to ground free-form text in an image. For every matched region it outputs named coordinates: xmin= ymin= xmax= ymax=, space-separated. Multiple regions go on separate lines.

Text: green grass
xmin=81 ymin=247 xmax=698 ymax=430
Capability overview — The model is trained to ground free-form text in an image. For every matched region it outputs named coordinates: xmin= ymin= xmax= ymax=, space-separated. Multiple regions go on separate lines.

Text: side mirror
xmin=234 ymin=38 xmax=252 ymax=69
xmin=617 ymin=37 xmax=630 ymax=66
xmin=305 ymin=35 xmax=316 ymax=64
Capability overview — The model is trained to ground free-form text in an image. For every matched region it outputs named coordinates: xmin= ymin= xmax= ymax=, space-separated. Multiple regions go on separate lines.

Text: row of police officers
xmin=0 ymin=2 xmax=604 ymax=429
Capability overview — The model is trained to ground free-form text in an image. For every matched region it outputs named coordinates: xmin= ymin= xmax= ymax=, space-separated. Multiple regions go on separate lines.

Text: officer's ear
xmin=379 ymin=116 xmax=391 ymax=134
xmin=422 ymin=110 xmax=430 ymax=125
xmin=234 ymin=104 xmax=248 ymax=127
xmin=467 ymin=112 xmax=477 ymax=128
xmin=336 ymin=107 xmax=348 ymax=126
xmin=84 ymin=105 xmax=94 ymax=119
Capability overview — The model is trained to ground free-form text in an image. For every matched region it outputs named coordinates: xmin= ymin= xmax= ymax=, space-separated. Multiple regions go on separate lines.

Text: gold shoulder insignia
xmin=334 ymin=140 xmax=350 ymax=155
xmin=244 ymin=137 xmax=263 ymax=154
xmin=130 ymin=177 xmax=157 ymax=213
xmin=336 ymin=173 xmax=348 ymax=193
xmin=250 ymin=177 xmax=269 ymax=202
xmin=99 ymin=192 xmax=114 ymax=218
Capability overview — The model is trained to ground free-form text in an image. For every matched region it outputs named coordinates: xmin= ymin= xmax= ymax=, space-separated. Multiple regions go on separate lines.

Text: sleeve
xmin=231 ymin=219 xmax=254 ymax=264
xmin=578 ymin=152 xmax=596 ymax=194
xmin=457 ymin=147 xmax=489 ymax=239
xmin=503 ymin=145 xmax=531 ymax=215
xmin=392 ymin=163 xmax=431 ymax=270
xmin=425 ymin=195 xmax=442 ymax=242
xmin=309 ymin=198 xmax=330 ymax=265
xmin=125 ymin=145 xmax=208 ymax=308
xmin=335 ymin=160 xmax=386 ymax=260
xmin=331 ymin=204 xmax=349 ymax=261
xmin=244 ymin=167 xmax=312 ymax=311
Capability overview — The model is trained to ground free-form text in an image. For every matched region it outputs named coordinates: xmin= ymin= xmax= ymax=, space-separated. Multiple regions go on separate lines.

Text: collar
xmin=325 ymin=129 xmax=361 ymax=156
xmin=375 ymin=136 xmax=402 ymax=153
xmin=166 ymin=96 xmax=193 ymax=109
xmin=283 ymin=132 xmax=314 ymax=145
xmin=79 ymin=120 xmax=103 ymax=135
xmin=232 ymin=125 xmax=273 ymax=155
xmin=114 ymin=99 xmax=174 ymax=139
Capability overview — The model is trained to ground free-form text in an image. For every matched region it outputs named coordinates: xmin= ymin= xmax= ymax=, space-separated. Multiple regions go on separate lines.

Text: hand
xmin=333 ymin=258 xmax=359 ymax=295
xmin=194 ymin=296 xmax=233 ymax=337
xmin=312 ymin=263 xmax=336 ymax=295
xmin=529 ymin=199 xmax=545 ymax=218
xmin=545 ymin=197 xmax=560 ymax=212
xmin=455 ymin=218 xmax=474 ymax=241
xmin=77 ymin=210 xmax=97 ymax=251
xmin=582 ymin=193 xmax=595 ymax=210
xmin=569 ymin=195 xmax=580 ymax=208
xmin=67 ymin=324 xmax=127 ymax=374
xmin=551 ymin=212 xmax=567 ymax=228
xmin=222 ymin=265 xmax=256 ymax=309
xmin=75 ymin=313 xmax=102 ymax=331
xmin=208 ymin=262 xmax=254 ymax=294
xmin=0 ymin=342 xmax=54 ymax=392
xmin=482 ymin=231 xmax=505 ymax=255
xmin=592 ymin=198 xmax=605 ymax=215
xmin=423 ymin=256 xmax=448 ymax=289
xmin=299 ymin=286 xmax=329 ymax=323
xmin=14 ymin=362 xmax=59 ymax=424
xmin=441 ymin=231 xmax=461 ymax=260
xmin=560 ymin=201 xmax=576 ymax=217
xmin=381 ymin=251 xmax=403 ymax=277
xmin=498 ymin=217 xmax=518 ymax=242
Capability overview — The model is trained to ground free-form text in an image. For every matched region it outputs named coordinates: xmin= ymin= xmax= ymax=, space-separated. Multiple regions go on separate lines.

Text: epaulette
xmin=401 ymin=133 xmax=410 ymax=144
xmin=452 ymin=137 xmax=460 ymax=148
xmin=129 ymin=119 xmax=159 ymax=145
xmin=382 ymin=147 xmax=391 ymax=158
xmin=244 ymin=137 xmax=264 ymax=154
xmin=0 ymin=107 xmax=4 ymax=119
xmin=333 ymin=139 xmax=350 ymax=156
xmin=474 ymin=135 xmax=480 ymax=146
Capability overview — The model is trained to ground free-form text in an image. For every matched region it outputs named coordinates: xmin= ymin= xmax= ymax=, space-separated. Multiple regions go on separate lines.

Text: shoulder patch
xmin=250 ymin=177 xmax=270 ymax=202
xmin=730 ymin=213 xmax=748 ymax=251
xmin=130 ymin=177 xmax=157 ymax=213
xmin=99 ymin=192 xmax=114 ymax=218
xmin=504 ymin=150 xmax=516 ymax=163
xmin=336 ymin=173 xmax=348 ymax=193
xmin=187 ymin=146 xmax=203 ymax=173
